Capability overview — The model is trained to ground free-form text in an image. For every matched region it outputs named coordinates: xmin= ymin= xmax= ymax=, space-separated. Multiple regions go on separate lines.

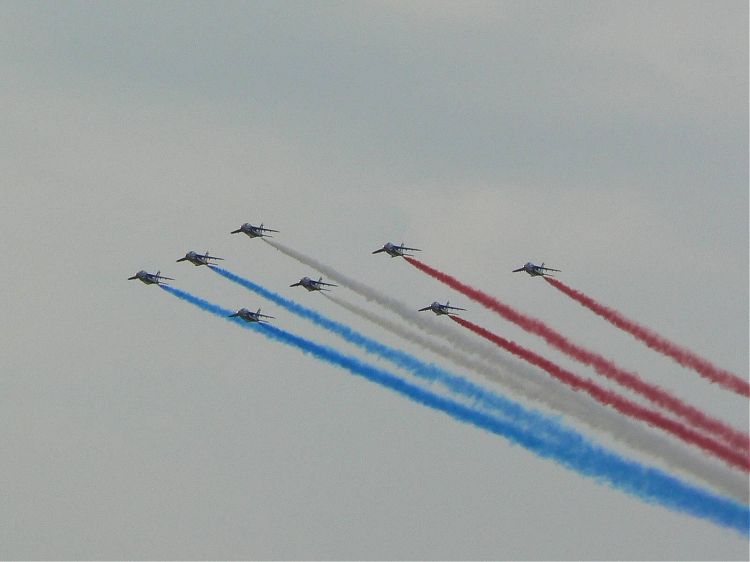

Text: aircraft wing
xmin=401 ymin=246 xmax=421 ymax=252
xmin=541 ymin=267 xmax=561 ymax=272
xmin=204 ymin=255 xmax=224 ymax=261
xmin=260 ymin=227 xmax=279 ymax=233
xmin=316 ymin=281 xmax=337 ymax=287
xmin=157 ymin=275 xmax=175 ymax=281
xmin=446 ymin=306 xmax=466 ymax=311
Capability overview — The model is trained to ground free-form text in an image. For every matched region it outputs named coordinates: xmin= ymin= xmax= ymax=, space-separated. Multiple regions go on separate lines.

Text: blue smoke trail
xmin=211 ymin=266 xmax=565 ymax=440
xmin=160 ymin=284 xmax=749 ymax=534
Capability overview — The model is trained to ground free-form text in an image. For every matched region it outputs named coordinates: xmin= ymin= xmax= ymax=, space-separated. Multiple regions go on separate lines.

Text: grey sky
xmin=1 ymin=1 xmax=747 ymax=559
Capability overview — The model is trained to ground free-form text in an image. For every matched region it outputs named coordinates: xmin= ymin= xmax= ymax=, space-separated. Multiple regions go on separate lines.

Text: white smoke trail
xmin=265 ymin=239 xmax=749 ymax=500
xmin=265 ymin=239 xmax=536 ymax=373
xmin=324 ymin=292 xmax=748 ymax=500
xmin=324 ymin=293 xmax=558 ymax=413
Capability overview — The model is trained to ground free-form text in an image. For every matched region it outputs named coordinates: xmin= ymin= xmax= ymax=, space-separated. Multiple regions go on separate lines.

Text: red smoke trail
xmin=543 ymin=276 xmax=750 ymax=397
xmin=404 ymin=257 xmax=749 ymax=452
xmin=451 ymin=315 xmax=750 ymax=472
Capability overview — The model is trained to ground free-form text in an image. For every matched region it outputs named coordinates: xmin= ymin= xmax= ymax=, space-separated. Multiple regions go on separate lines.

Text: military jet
xmin=512 ymin=262 xmax=561 ymax=277
xmin=228 ymin=307 xmax=275 ymax=323
xmin=128 ymin=270 xmax=174 ymax=285
xmin=176 ymin=250 xmax=225 ymax=266
xmin=230 ymin=222 xmax=279 ymax=238
xmin=290 ymin=276 xmax=337 ymax=292
xmin=372 ymin=242 xmax=421 ymax=258
xmin=418 ymin=301 xmax=467 ymax=316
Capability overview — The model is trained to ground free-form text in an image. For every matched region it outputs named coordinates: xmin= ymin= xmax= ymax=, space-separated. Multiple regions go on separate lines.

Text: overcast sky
xmin=1 ymin=1 xmax=748 ymax=559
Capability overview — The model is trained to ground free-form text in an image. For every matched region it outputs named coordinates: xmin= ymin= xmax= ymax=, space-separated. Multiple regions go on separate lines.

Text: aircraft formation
xmin=130 ymin=222 xmax=561 ymax=322
xmin=128 ymin=221 xmax=750 ymax=536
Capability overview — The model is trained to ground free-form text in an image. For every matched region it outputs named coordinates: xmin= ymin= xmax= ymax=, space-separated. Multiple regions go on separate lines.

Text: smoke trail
xmin=324 ymin=292 xmax=749 ymax=500
xmin=322 ymin=290 xmax=579 ymax=423
xmin=451 ymin=315 xmax=749 ymax=472
xmin=211 ymin=265 xmax=565 ymax=436
xmin=262 ymin=239 xmax=616 ymax=438
xmin=262 ymin=239 xmax=540 ymax=379
xmin=323 ymin=292 xmax=508 ymax=382
xmin=261 ymin=239 xmax=748 ymax=495
xmin=405 ymin=257 xmax=750 ymax=453
xmin=159 ymin=284 xmax=750 ymax=535
xmin=544 ymin=277 xmax=750 ymax=397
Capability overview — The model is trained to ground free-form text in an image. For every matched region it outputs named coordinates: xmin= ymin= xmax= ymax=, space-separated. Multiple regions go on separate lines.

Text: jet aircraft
xmin=372 ymin=242 xmax=421 ymax=258
xmin=512 ymin=262 xmax=561 ymax=277
xmin=418 ymin=301 xmax=466 ymax=316
xmin=176 ymin=250 xmax=225 ymax=266
xmin=128 ymin=270 xmax=174 ymax=285
xmin=228 ymin=307 xmax=275 ymax=323
xmin=230 ymin=222 xmax=279 ymax=238
xmin=290 ymin=276 xmax=337 ymax=292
